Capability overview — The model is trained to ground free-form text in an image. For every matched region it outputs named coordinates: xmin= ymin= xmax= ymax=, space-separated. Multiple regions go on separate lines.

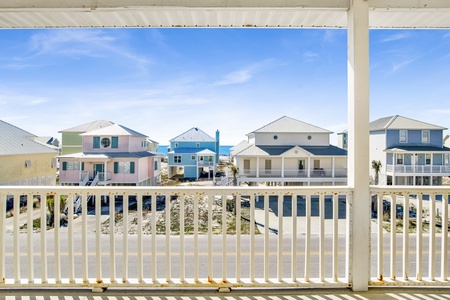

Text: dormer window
xmin=175 ymin=143 xmax=178 ymax=148
xmin=399 ymin=130 xmax=407 ymax=143
xmin=196 ymin=143 xmax=200 ymax=148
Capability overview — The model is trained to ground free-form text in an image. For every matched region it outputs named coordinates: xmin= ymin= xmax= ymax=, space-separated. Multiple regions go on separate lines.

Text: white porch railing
xmin=79 ymin=172 xmax=90 ymax=186
xmin=370 ymin=186 xmax=449 ymax=286
xmin=387 ymin=164 xmax=450 ymax=174
xmin=0 ymin=186 xmax=351 ymax=290
xmin=0 ymin=185 xmax=448 ymax=291
xmin=240 ymin=168 xmax=348 ymax=179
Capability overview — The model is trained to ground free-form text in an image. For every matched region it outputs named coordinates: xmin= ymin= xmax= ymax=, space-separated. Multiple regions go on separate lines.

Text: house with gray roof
xmin=59 ymin=120 xmax=114 ymax=155
xmin=167 ymin=127 xmax=219 ymax=181
xmin=370 ymin=115 xmax=450 ymax=186
xmin=58 ymin=122 xmax=161 ymax=186
xmin=0 ymin=120 xmax=58 ymax=186
xmin=232 ymin=116 xmax=347 ymax=186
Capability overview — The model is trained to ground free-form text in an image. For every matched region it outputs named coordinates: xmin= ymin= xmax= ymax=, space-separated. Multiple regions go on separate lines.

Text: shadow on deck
xmin=1 ymin=288 xmax=450 ymax=300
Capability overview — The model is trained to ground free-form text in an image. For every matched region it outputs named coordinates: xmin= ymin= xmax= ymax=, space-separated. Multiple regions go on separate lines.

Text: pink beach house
xmin=58 ymin=123 xmax=161 ymax=186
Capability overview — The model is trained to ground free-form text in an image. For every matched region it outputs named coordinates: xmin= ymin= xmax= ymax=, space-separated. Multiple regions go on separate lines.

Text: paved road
xmin=1 ymin=232 xmax=445 ymax=283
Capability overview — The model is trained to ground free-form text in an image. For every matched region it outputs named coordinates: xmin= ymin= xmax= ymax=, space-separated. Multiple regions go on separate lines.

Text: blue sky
xmin=0 ymin=28 xmax=449 ymax=145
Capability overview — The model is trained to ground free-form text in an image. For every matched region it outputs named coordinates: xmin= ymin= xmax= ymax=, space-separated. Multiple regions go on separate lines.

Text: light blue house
xmin=167 ymin=127 xmax=219 ymax=181
xmin=369 ymin=115 xmax=450 ymax=186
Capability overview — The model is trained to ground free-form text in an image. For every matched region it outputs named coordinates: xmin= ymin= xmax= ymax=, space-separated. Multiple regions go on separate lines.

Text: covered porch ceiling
xmin=1 ymin=0 xmax=450 ymax=29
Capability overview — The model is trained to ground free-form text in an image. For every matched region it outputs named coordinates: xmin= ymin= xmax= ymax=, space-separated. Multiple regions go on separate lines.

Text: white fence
xmin=0 ymin=185 xmax=449 ymax=291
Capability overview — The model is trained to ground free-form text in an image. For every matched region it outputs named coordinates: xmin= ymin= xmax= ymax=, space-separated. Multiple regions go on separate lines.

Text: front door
xmin=94 ymin=164 xmax=104 ymax=179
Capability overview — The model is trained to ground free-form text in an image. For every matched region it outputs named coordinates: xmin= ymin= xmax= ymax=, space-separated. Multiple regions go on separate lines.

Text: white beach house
xmin=231 ymin=116 xmax=347 ymax=186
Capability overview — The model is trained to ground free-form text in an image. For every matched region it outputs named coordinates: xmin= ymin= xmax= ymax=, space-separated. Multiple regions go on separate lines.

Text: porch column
xmin=196 ymin=156 xmax=199 ymax=180
xmin=392 ymin=153 xmax=396 ymax=184
xmin=332 ymin=157 xmax=335 ymax=178
xmin=256 ymin=157 xmax=259 ymax=178
xmin=307 ymin=157 xmax=311 ymax=178
xmin=104 ymin=161 xmax=107 ymax=181
xmin=347 ymin=0 xmax=370 ymax=292
xmin=281 ymin=157 xmax=285 ymax=178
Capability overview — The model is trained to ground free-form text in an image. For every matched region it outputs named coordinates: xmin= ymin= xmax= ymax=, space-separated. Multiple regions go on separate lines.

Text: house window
xmin=399 ymin=130 xmax=407 ymax=143
xmin=422 ymin=130 xmax=430 ymax=143
xmin=175 ymin=143 xmax=178 ymax=148
xmin=425 ymin=153 xmax=431 ymax=165
xmin=396 ymin=154 xmax=404 ymax=165
xmin=174 ymin=155 xmax=181 ymax=163
xmin=208 ymin=156 xmax=213 ymax=162
xmin=93 ymin=136 xmax=100 ymax=148
xmin=114 ymin=162 xmax=135 ymax=174
xmin=191 ymin=155 xmax=196 ymax=160
xmin=25 ymin=160 xmax=32 ymax=168
xmin=62 ymin=161 xmax=81 ymax=171
xmin=154 ymin=161 xmax=158 ymax=171
xmin=199 ymin=156 xmax=204 ymax=161
xmin=196 ymin=143 xmax=200 ymax=148
xmin=112 ymin=136 xmax=119 ymax=148
xmin=101 ymin=137 xmax=111 ymax=148
xmin=141 ymin=138 xmax=147 ymax=148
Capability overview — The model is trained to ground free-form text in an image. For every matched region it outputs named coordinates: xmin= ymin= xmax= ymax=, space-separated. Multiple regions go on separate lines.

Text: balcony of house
xmin=239 ymin=168 xmax=348 ymax=179
xmin=197 ymin=160 xmax=215 ymax=167
xmin=0 ymin=185 xmax=449 ymax=293
xmin=386 ymin=164 xmax=450 ymax=175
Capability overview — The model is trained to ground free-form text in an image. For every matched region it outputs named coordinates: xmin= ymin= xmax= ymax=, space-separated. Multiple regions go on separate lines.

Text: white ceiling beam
xmin=0 ymin=0 xmax=350 ymax=10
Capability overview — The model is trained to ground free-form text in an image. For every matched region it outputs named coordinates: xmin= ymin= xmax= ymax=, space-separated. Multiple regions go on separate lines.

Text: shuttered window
xmin=112 ymin=136 xmax=118 ymax=148
xmin=93 ymin=136 xmax=100 ymax=148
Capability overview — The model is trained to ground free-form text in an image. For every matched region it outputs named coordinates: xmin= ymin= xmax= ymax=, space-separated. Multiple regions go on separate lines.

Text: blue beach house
xmin=167 ymin=127 xmax=219 ymax=181
xmin=369 ymin=115 xmax=450 ymax=186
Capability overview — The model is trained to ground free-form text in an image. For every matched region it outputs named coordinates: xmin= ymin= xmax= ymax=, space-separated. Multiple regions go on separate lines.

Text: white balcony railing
xmin=240 ymin=168 xmax=348 ymax=179
xmin=369 ymin=186 xmax=450 ymax=286
xmin=387 ymin=164 xmax=450 ymax=174
xmin=0 ymin=185 xmax=448 ymax=292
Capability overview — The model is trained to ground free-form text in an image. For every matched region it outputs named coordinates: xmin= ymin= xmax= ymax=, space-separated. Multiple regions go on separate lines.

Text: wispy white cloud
xmin=29 ymin=30 xmax=115 ymax=56
xmin=303 ymin=51 xmax=319 ymax=62
xmin=380 ymin=32 xmax=413 ymax=43
xmin=213 ymin=59 xmax=275 ymax=86
xmin=7 ymin=30 xmax=153 ymax=71
xmin=214 ymin=69 xmax=253 ymax=86
xmin=323 ymin=30 xmax=338 ymax=43
xmin=389 ymin=57 xmax=418 ymax=73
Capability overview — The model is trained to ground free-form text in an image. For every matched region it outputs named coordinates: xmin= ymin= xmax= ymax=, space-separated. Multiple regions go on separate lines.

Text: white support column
xmin=256 ymin=157 xmax=260 ymax=178
xmin=332 ymin=157 xmax=335 ymax=178
xmin=347 ymin=0 xmax=370 ymax=292
xmin=307 ymin=157 xmax=311 ymax=178
xmin=281 ymin=157 xmax=285 ymax=178
xmin=392 ymin=153 xmax=396 ymax=185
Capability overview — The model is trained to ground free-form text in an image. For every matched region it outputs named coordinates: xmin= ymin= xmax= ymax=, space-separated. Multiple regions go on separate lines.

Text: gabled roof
xmin=370 ymin=115 xmax=446 ymax=131
xmin=301 ymin=145 xmax=347 ymax=156
xmin=0 ymin=120 xmax=57 ymax=156
xmin=168 ymin=147 xmax=216 ymax=155
xmin=248 ymin=116 xmax=332 ymax=135
xmin=385 ymin=146 xmax=450 ymax=153
xmin=170 ymin=127 xmax=216 ymax=142
xmin=59 ymin=120 xmax=114 ymax=133
xmin=59 ymin=151 xmax=157 ymax=159
xmin=80 ymin=124 xmax=147 ymax=137
xmin=230 ymin=140 xmax=251 ymax=156
xmin=235 ymin=145 xmax=347 ymax=157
